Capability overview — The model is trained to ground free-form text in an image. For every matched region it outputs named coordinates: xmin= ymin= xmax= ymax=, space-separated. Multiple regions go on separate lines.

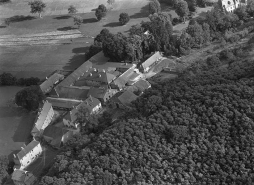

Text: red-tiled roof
xmin=55 ymin=86 xmax=89 ymax=100
xmin=133 ymin=79 xmax=151 ymax=92
xmin=83 ymin=71 xmax=116 ymax=84
xmin=46 ymin=97 xmax=82 ymax=109
xmin=43 ymin=125 xmax=69 ymax=138
xmin=88 ymin=86 xmax=108 ymax=99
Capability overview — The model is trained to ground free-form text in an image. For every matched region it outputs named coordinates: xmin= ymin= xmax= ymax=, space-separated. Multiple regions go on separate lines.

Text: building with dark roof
xmin=52 ymin=86 xmax=90 ymax=100
xmin=88 ymin=86 xmax=118 ymax=104
xmin=13 ymin=140 xmax=42 ymax=170
xmin=40 ymin=73 xmax=64 ymax=94
xmin=43 ymin=125 xmax=78 ymax=148
xmin=63 ymin=96 xmax=102 ymax=127
xmin=133 ymin=79 xmax=151 ymax=92
xmin=31 ymin=101 xmax=54 ymax=137
xmin=12 ymin=169 xmax=37 ymax=185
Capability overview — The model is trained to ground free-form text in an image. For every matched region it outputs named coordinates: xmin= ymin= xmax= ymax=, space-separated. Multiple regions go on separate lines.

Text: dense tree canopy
xmin=149 ymin=0 xmax=161 ymax=14
xmin=15 ymin=85 xmax=45 ymax=111
xmin=175 ymin=0 xmax=189 ymax=22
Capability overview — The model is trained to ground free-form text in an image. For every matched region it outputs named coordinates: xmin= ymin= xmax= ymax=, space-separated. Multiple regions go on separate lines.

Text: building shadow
xmin=72 ymin=47 xmax=89 ymax=54
xmin=54 ymin=15 xmax=71 ymax=20
xmin=57 ymin=26 xmax=76 ymax=31
xmin=62 ymin=53 xmax=88 ymax=71
xmin=103 ymin=22 xmax=121 ymax=27
xmin=12 ymin=112 xmax=36 ymax=143
xmin=8 ymin=15 xmax=36 ymax=23
xmin=130 ymin=4 xmax=149 ymax=19
xmin=83 ymin=18 xmax=97 ymax=24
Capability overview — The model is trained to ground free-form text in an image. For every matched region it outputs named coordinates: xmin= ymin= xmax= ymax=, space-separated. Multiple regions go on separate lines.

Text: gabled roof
xmin=32 ymin=101 xmax=52 ymax=133
xmin=111 ymin=77 xmax=126 ymax=89
xmin=16 ymin=140 xmax=40 ymax=160
xmin=55 ymin=86 xmax=89 ymax=100
xmin=117 ymin=68 xmax=135 ymax=84
xmin=83 ymin=71 xmax=116 ymax=84
xmin=88 ymin=86 xmax=109 ymax=99
xmin=12 ymin=169 xmax=27 ymax=182
xmin=133 ymin=79 xmax=151 ymax=92
xmin=46 ymin=97 xmax=82 ymax=109
xmin=142 ymin=51 xmax=162 ymax=69
xmin=56 ymin=61 xmax=93 ymax=87
xmin=40 ymin=73 xmax=64 ymax=93
xmin=43 ymin=125 xmax=69 ymax=139
xmin=118 ymin=90 xmax=138 ymax=106
xmin=64 ymin=96 xmax=101 ymax=122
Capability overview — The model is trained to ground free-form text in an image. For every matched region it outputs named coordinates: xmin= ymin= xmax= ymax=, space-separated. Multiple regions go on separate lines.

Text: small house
xmin=13 ymin=140 xmax=42 ymax=170
xmin=40 ymin=73 xmax=64 ymax=94
xmin=43 ymin=125 xmax=79 ymax=148
xmin=88 ymin=86 xmax=118 ymax=104
xmin=31 ymin=101 xmax=54 ymax=137
xmin=12 ymin=169 xmax=37 ymax=185
xmin=219 ymin=0 xmax=241 ymax=12
xmin=63 ymin=96 xmax=102 ymax=127
xmin=140 ymin=51 xmax=163 ymax=73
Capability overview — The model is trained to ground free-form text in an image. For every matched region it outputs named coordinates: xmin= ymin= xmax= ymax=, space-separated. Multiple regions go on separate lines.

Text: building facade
xmin=13 ymin=140 xmax=42 ymax=170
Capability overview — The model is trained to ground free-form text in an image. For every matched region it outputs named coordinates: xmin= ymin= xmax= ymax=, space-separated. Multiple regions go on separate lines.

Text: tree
xmin=186 ymin=21 xmax=204 ymax=47
xmin=149 ymin=0 xmax=161 ymax=14
xmin=73 ymin=15 xmax=83 ymax=28
xmin=0 ymin=72 xmax=16 ymax=85
xmin=119 ymin=12 xmax=130 ymax=25
xmin=234 ymin=6 xmax=248 ymax=21
xmin=95 ymin=4 xmax=107 ymax=21
xmin=188 ymin=0 xmax=197 ymax=12
xmin=28 ymin=0 xmax=46 ymax=18
xmin=15 ymin=85 xmax=45 ymax=111
xmin=0 ymin=156 xmax=9 ymax=185
xmin=68 ymin=5 xmax=78 ymax=14
xmin=175 ymin=0 xmax=189 ymax=23
xmin=247 ymin=0 xmax=254 ymax=17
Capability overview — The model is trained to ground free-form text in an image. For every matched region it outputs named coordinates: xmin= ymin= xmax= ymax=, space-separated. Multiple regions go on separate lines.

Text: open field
xmin=0 ymin=86 xmax=36 ymax=157
xmin=0 ymin=0 xmax=149 ymax=20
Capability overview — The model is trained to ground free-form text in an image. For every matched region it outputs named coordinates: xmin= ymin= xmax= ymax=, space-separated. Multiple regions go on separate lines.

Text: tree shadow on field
xmin=103 ymin=22 xmax=121 ymax=27
xmin=83 ymin=18 xmax=97 ymax=24
xmin=12 ymin=112 xmax=36 ymax=143
xmin=0 ymin=25 xmax=6 ymax=28
xmin=57 ymin=26 xmax=77 ymax=31
xmin=130 ymin=4 xmax=149 ymax=19
xmin=91 ymin=8 xmax=97 ymax=11
xmin=72 ymin=47 xmax=89 ymax=54
xmin=8 ymin=15 xmax=36 ymax=23
xmin=63 ymin=52 xmax=89 ymax=71
xmin=54 ymin=15 xmax=71 ymax=20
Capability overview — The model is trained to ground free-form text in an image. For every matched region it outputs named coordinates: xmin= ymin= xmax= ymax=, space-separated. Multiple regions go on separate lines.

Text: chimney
xmin=46 ymin=76 xmax=48 ymax=79
xmin=89 ymin=73 xmax=92 ymax=77
xmin=21 ymin=147 xmax=24 ymax=150
xmin=13 ymin=154 xmax=16 ymax=158
xmin=102 ymin=69 xmax=105 ymax=73
xmin=98 ymin=74 xmax=101 ymax=78
xmin=94 ymin=68 xmax=97 ymax=72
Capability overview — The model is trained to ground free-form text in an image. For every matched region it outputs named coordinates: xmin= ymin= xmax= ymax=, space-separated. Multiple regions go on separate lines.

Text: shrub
xmin=237 ymin=28 xmax=249 ymax=38
xmin=219 ymin=49 xmax=236 ymax=62
xmin=227 ymin=34 xmax=240 ymax=43
xmin=0 ymin=73 xmax=16 ymax=85
xmin=172 ymin=17 xmax=180 ymax=25
xmin=149 ymin=0 xmax=161 ymax=14
xmin=73 ymin=15 xmax=83 ymax=28
xmin=206 ymin=55 xmax=221 ymax=68
xmin=119 ymin=12 xmax=130 ymax=25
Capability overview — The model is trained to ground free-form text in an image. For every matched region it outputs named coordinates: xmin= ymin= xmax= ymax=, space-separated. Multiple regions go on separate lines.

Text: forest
xmin=39 ymin=33 xmax=254 ymax=184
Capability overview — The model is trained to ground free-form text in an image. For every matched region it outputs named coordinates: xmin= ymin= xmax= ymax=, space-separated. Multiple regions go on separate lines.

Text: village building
xmin=51 ymin=86 xmax=90 ymax=100
xmin=74 ymin=69 xmax=117 ymax=87
xmin=31 ymin=101 xmax=54 ymax=137
xmin=88 ymin=86 xmax=118 ymax=104
xmin=133 ymin=79 xmax=151 ymax=93
xmin=42 ymin=125 xmax=79 ymax=148
xmin=108 ymin=90 xmax=138 ymax=110
xmin=218 ymin=0 xmax=247 ymax=12
xmin=46 ymin=97 xmax=82 ymax=110
xmin=40 ymin=73 xmax=64 ymax=94
xmin=63 ymin=95 xmax=102 ymax=127
xmin=139 ymin=51 xmax=163 ymax=73
xmin=127 ymin=72 xmax=143 ymax=85
xmin=12 ymin=169 xmax=37 ymax=185
xmin=13 ymin=140 xmax=42 ymax=170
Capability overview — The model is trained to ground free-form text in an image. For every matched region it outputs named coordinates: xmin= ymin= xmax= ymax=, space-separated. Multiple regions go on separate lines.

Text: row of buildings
xmin=11 ymin=51 xmax=176 ymax=185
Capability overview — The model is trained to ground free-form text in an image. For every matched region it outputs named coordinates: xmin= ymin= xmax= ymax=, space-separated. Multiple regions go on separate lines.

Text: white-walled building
xmin=31 ymin=101 xmax=54 ymax=137
xmin=13 ymin=140 xmax=42 ymax=170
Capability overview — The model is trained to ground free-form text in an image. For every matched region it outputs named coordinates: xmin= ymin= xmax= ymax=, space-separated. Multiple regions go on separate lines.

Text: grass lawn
xmin=0 ymin=86 xmax=36 ymax=157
